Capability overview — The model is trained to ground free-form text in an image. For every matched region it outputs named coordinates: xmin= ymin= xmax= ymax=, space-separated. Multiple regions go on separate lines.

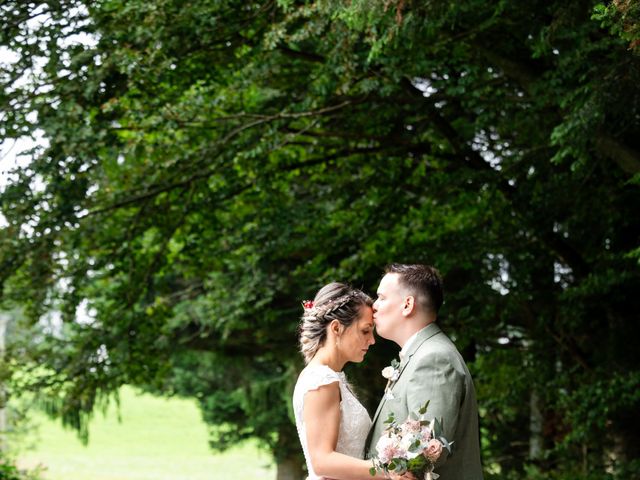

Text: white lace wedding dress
xmin=293 ymin=364 xmax=372 ymax=480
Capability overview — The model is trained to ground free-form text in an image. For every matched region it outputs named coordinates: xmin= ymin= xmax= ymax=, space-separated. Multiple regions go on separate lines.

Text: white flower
xmin=381 ymin=365 xmax=400 ymax=381
xmin=399 ymin=432 xmax=423 ymax=459
xmin=382 ymin=361 xmax=401 ymax=401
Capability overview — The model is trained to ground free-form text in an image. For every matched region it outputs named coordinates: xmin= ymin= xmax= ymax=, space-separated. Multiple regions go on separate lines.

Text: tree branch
xmin=401 ymin=77 xmax=591 ymax=278
xmin=474 ymin=45 xmax=640 ymax=178
xmin=109 ymin=99 xmax=358 ymax=134
xmin=277 ymin=45 xmax=325 ymax=63
xmin=475 ymin=45 xmax=542 ymax=94
xmin=595 ymin=133 xmax=640 ymax=174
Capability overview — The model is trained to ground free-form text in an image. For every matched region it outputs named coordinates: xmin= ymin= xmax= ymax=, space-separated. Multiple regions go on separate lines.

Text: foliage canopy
xmin=1 ymin=1 xmax=639 ymax=478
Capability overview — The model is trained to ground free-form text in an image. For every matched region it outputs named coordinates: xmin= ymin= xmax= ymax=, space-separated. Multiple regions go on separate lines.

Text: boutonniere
xmin=381 ymin=359 xmax=401 ymax=399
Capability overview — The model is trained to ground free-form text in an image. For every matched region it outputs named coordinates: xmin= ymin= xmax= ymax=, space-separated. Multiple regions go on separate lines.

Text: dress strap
xmin=299 ymin=365 xmax=342 ymax=395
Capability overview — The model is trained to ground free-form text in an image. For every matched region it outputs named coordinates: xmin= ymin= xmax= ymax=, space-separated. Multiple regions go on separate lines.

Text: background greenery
xmin=1 ymin=1 xmax=639 ymax=479
xmin=15 ymin=386 xmax=274 ymax=480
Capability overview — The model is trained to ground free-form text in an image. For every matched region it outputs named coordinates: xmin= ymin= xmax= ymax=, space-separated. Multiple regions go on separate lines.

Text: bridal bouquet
xmin=369 ymin=402 xmax=452 ymax=480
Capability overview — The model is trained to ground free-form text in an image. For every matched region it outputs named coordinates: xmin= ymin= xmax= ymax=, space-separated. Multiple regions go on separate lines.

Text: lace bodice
xmin=293 ymin=364 xmax=372 ymax=480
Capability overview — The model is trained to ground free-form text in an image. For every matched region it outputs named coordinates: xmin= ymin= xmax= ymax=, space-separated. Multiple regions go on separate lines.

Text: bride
xmin=292 ymin=282 xmax=409 ymax=480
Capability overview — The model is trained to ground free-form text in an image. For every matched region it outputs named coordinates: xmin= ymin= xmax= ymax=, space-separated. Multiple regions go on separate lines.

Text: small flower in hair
xmin=302 ymin=300 xmax=314 ymax=309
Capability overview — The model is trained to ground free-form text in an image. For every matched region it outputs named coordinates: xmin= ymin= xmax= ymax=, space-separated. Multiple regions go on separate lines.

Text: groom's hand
xmin=389 ymin=472 xmax=417 ymax=480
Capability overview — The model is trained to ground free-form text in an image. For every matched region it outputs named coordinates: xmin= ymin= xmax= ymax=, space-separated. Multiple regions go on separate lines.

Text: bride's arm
xmin=304 ymin=382 xmax=389 ymax=480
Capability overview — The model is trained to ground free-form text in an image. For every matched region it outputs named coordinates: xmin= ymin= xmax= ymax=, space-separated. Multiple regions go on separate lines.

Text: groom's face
xmin=372 ymin=273 xmax=406 ymax=341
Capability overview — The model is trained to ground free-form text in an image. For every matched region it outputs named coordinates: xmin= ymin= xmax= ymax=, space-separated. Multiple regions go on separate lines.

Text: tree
xmin=1 ymin=1 xmax=639 ymax=478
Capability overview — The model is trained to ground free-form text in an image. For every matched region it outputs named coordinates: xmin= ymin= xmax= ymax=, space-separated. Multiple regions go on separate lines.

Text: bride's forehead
xmin=355 ymin=308 xmax=374 ymax=325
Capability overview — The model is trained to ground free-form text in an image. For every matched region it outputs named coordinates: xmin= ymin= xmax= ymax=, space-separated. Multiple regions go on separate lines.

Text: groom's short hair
xmin=385 ymin=263 xmax=443 ymax=314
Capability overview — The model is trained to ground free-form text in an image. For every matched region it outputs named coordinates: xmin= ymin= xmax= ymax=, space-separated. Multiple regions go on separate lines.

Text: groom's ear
xmin=401 ymin=296 xmax=416 ymax=317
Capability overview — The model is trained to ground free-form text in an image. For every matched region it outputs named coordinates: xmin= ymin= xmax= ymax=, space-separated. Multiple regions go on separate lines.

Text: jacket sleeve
xmin=405 ymin=349 xmax=465 ymax=465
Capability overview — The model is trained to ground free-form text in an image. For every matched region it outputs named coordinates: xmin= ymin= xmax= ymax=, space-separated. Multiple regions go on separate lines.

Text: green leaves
xmin=592 ymin=1 xmax=640 ymax=53
xmin=1 ymin=0 xmax=639 ymax=477
xmin=384 ymin=412 xmax=396 ymax=425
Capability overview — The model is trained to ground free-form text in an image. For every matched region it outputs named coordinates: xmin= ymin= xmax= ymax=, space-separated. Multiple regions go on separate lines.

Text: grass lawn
xmin=16 ymin=386 xmax=276 ymax=480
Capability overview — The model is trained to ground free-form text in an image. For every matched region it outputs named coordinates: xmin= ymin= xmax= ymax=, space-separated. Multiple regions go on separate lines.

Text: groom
xmin=366 ymin=264 xmax=483 ymax=480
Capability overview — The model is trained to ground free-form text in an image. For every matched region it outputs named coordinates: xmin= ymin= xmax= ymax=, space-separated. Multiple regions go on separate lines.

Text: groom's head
xmin=386 ymin=263 xmax=443 ymax=314
xmin=372 ymin=263 xmax=443 ymax=345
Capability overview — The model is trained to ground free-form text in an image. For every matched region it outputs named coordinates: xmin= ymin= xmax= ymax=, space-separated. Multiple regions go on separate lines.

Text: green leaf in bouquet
xmin=439 ymin=436 xmax=454 ymax=453
xmin=407 ymin=455 xmax=427 ymax=472
xmin=433 ymin=417 xmax=443 ymax=437
xmin=369 ymin=467 xmax=377 ymax=476
xmin=418 ymin=400 xmax=430 ymax=415
xmin=409 ymin=439 xmax=421 ymax=451
xmin=394 ymin=459 xmax=408 ymax=473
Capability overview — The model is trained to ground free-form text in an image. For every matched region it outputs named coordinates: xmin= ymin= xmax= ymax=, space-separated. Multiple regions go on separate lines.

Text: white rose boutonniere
xmin=381 ymin=359 xmax=401 ymax=399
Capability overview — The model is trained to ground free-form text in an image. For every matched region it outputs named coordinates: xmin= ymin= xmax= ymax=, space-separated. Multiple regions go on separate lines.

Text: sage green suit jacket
xmin=366 ymin=323 xmax=483 ymax=480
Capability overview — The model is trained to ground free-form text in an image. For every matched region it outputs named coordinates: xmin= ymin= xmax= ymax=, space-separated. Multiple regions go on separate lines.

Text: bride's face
xmin=339 ymin=306 xmax=376 ymax=363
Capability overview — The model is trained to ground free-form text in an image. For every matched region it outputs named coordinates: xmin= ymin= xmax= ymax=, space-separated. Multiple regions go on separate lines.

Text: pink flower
xmin=419 ymin=425 xmax=433 ymax=443
xmin=401 ymin=419 xmax=422 ymax=434
xmin=376 ymin=434 xmax=407 ymax=463
xmin=423 ymin=439 xmax=443 ymax=463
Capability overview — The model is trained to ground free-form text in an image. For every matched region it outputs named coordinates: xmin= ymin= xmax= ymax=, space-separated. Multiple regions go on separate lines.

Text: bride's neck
xmin=310 ymin=346 xmax=346 ymax=372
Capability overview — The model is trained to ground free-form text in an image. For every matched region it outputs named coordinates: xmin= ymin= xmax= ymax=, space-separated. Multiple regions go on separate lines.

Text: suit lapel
xmin=402 ymin=323 xmax=442 ymax=363
xmin=370 ymin=323 xmax=442 ymax=427
xmin=370 ymin=393 xmax=388 ymax=432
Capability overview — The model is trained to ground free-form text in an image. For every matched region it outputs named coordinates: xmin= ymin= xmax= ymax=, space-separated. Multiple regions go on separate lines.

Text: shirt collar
xmin=399 ymin=326 xmax=428 ymax=361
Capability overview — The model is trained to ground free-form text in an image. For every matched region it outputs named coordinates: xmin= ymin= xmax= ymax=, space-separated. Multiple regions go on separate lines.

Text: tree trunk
xmin=276 ymin=455 xmax=305 ymax=480
xmin=529 ymin=390 xmax=543 ymax=460
xmin=0 ymin=313 xmax=9 ymax=452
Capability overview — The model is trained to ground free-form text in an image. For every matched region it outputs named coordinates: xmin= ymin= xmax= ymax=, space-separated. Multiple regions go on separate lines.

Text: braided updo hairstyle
xmin=298 ymin=282 xmax=373 ymax=364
